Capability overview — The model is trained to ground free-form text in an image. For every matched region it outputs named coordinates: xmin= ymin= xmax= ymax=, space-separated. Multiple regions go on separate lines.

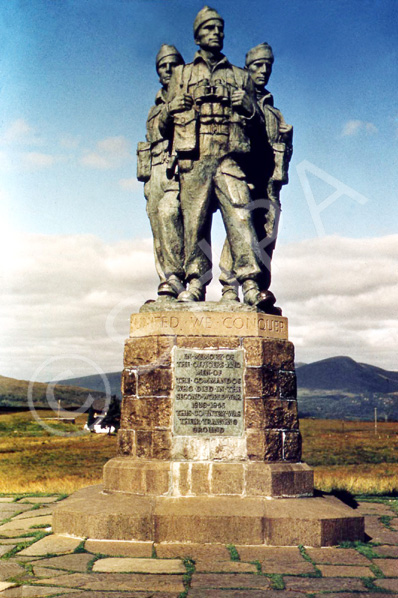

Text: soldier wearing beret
xmin=219 ymin=42 xmax=293 ymax=312
xmin=137 ymin=44 xmax=186 ymax=300
xmin=159 ymin=6 xmax=267 ymax=307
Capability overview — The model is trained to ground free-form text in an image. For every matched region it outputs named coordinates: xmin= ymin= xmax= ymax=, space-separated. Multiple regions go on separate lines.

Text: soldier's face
xmin=248 ymin=58 xmax=273 ymax=87
xmin=157 ymin=57 xmax=181 ymax=87
xmin=196 ymin=19 xmax=224 ymax=52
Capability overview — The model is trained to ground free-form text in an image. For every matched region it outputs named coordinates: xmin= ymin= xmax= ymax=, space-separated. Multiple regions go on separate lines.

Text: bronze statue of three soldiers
xmin=137 ymin=6 xmax=292 ymax=314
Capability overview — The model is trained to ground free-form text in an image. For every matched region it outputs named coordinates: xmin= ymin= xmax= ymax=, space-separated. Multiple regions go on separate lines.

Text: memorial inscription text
xmin=173 ymin=348 xmax=244 ymax=437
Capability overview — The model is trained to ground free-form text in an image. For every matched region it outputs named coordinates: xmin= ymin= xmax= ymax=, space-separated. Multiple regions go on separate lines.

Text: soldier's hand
xmin=168 ymin=94 xmax=193 ymax=114
xmin=231 ymin=90 xmax=254 ymax=117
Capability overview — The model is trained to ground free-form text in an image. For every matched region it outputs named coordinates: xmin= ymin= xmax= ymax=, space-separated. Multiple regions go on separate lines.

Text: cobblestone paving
xmin=0 ymin=496 xmax=397 ymax=597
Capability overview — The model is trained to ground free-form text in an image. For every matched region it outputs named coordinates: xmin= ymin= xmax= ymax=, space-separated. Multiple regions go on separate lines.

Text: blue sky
xmin=0 ymin=0 xmax=397 ymax=382
xmin=1 ymin=0 xmax=397 ymax=243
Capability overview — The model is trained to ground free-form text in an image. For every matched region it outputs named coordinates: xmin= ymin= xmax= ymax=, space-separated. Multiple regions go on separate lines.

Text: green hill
xmin=0 ymin=374 xmax=105 ymax=410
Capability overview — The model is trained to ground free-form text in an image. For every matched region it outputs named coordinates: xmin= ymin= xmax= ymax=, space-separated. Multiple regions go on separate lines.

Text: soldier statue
xmin=219 ymin=42 xmax=293 ymax=313
xmin=159 ymin=6 xmax=268 ymax=307
xmin=137 ymin=44 xmax=186 ymax=300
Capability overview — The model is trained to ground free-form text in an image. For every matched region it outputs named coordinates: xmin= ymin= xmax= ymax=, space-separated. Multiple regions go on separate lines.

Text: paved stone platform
xmin=0 ymin=495 xmax=397 ymax=597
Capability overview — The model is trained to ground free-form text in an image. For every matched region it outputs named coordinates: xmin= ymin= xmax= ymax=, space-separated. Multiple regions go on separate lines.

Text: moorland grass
xmin=301 ymin=419 xmax=398 ymax=494
xmin=0 ymin=412 xmax=397 ymax=494
xmin=0 ymin=410 xmax=115 ymax=493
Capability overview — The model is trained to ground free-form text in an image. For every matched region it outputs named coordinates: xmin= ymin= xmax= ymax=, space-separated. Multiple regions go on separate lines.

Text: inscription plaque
xmin=173 ymin=348 xmax=244 ymax=437
xmin=131 ymin=311 xmax=288 ymax=339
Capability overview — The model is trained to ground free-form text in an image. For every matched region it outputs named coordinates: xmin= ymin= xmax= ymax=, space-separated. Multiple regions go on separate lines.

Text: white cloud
xmin=272 ymin=235 xmax=398 ymax=369
xmin=80 ymin=153 xmax=113 ymax=169
xmin=1 ymin=233 xmax=397 ymax=382
xmin=119 ymin=177 xmax=141 ymax=191
xmin=0 ymin=118 xmax=43 ymax=146
xmin=341 ymin=120 xmax=378 ymax=136
xmin=0 ymin=151 xmax=11 ymax=171
xmin=23 ymin=152 xmax=62 ymax=169
xmin=97 ymin=136 xmax=130 ymax=154
xmin=59 ymin=134 xmax=81 ymax=149
xmin=80 ymin=136 xmax=132 ymax=170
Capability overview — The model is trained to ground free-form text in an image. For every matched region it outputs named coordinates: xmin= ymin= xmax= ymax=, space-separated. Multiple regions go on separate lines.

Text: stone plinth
xmin=53 ymin=310 xmax=364 ymax=546
xmin=54 ymin=486 xmax=364 ymax=547
xmin=103 ymin=459 xmax=313 ymax=497
xmin=118 ymin=325 xmax=301 ymax=470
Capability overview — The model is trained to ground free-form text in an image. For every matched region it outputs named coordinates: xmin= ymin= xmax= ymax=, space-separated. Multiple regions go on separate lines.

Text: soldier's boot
xmin=220 ymin=283 xmax=240 ymax=303
xmin=242 ymin=280 xmax=281 ymax=314
xmin=178 ymin=278 xmax=206 ymax=302
xmin=157 ymin=275 xmax=185 ymax=300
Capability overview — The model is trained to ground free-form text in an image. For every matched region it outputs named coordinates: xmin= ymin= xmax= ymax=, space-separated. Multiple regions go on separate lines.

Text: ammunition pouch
xmin=136 ymin=141 xmax=151 ymax=182
xmin=228 ymin=110 xmax=251 ymax=154
xmin=151 ymin=139 xmax=169 ymax=166
xmin=173 ymin=109 xmax=198 ymax=153
xmin=272 ymin=142 xmax=291 ymax=184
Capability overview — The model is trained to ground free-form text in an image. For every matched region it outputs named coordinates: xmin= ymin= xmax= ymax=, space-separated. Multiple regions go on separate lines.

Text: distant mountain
xmin=56 ymin=372 xmax=122 ymax=399
xmin=296 ymin=356 xmax=398 ymax=394
xmin=2 ymin=356 xmax=397 ymax=421
xmin=296 ymin=356 xmax=398 ymax=421
xmin=295 ymin=362 xmax=307 ymax=369
xmin=0 ymin=374 xmax=105 ymax=410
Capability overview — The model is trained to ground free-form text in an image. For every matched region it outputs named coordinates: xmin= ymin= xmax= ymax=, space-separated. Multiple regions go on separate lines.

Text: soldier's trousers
xmin=179 ymin=155 xmax=262 ymax=285
xmin=219 ymin=188 xmax=281 ymax=291
xmin=144 ymin=162 xmax=184 ymax=283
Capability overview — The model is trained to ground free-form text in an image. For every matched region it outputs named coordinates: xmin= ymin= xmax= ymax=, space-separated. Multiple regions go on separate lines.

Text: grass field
xmin=1 ymin=410 xmax=397 ymax=495
xmin=301 ymin=419 xmax=398 ymax=494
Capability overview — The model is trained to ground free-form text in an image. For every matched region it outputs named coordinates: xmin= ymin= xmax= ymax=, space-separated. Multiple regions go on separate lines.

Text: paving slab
xmin=32 ymin=554 xmax=93 ymax=572
xmin=356 ymin=501 xmax=397 ymax=516
xmin=54 ymin=593 xmax=180 ymax=598
xmin=375 ymin=558 xmax=398 ymax=576
xmin=12 ymin=509 xmax=53 ymax=521
xmin=0 ymin=530 xmax=40 ymax=539
xmin=0 ymin=516 xmax=52 ymax=533
xmin=235 ymin=545 xmax=313 ymax=574
xmin=18 ymin=535 xmax=82 ymax=556
xmin=0 ymin=537 xmax=35 ymax=545
xmin=0 ymin=499 xmax=14 ymax=503
xmin=0 ymin=505 xmax=33 ymax=520
xmin=0 ymin=562 xmax=26 ymax=581
xmin=190 ymin=573 xmax=271 ymax=589
xmin=236 ymin=545 xmax=301 ymax=562
xmin=317 ymin=564 xmax=375 ymax=577
xmin=375 ymin=578 xmax=398 ymax=591
xmin=284 ymin=575 xmax=366 ymax=592
xmin=17 ymin=587 xmax=79 ymax=597
xmin=0 ymin=544 xmax=16 ymax=557
xmin=306 ymin=547 xmax=370 ymax=564
xmin=85 ymin=539 xmax=153 ymax=557
xmin=31 ymin=572 xmax=185 ymax=592
xmin=18 ymin=498 xmax=59 ymax=505
xmin=33 ymin=566 xmax=72 ymax=578
xmin=188 ymin=592 xmax=303 ymax=598
xmin=155 ymin=543 xmax=230 ymax=561
xmin=365 ymin=515 xmax=398 ymax=543
xmin=313 ymin=594 xmax=398 ymax=598
xmin=195 ymin=561 xmax=257 ymax=573
xmin=0 ymin=581 xmax=15 ymax=592
xmin=8 ymin=556 xmax=41 ymax=563
xmin=261 ymin=558 xmax=314 ymax=575
xmin=0 ymin=589 xmax=80 ymax=598
xmin=92 ymin=557 xmax=185 ymax=573
xmin=374 ymin=544 xmax=398 ymax=557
